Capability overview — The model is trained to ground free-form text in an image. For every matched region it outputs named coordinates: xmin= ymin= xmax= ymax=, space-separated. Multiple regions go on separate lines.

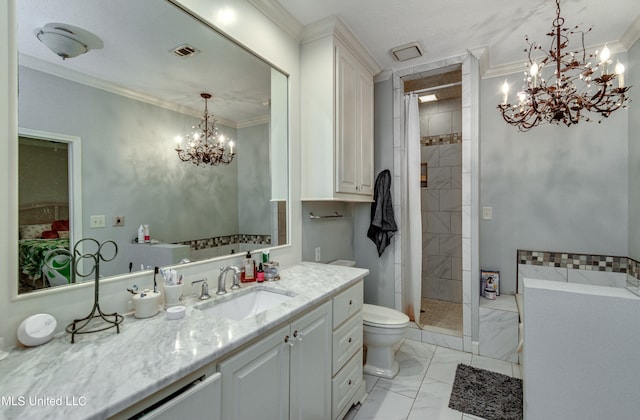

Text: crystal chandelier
xmin=497 ymin=0 xmax=631 ymax=132
xmin=175 ymin=93 xmax=235 ymax=166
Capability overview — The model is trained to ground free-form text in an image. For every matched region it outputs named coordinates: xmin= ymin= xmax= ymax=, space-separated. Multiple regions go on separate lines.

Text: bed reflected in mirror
xmin=18 ymin=132 xmax=82 ymax=293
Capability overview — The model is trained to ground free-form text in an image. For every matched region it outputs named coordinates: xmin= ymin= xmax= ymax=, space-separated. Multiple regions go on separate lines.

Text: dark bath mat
xmin=448 ymin=363 xmax=523 ymax=420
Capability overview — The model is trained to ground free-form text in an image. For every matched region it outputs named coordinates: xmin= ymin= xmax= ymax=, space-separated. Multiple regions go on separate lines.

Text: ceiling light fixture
xmin=418 ymin=93 xmax=439 ymax=103
xmin=497 ymin=0 xmax=631 ymax=131
xmin=175 ymin=93 xmax=235 ymax=166
xmin=35 ymin=23 xmax=92 ymax=60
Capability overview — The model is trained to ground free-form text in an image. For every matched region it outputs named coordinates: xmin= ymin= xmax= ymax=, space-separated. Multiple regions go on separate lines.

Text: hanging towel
xmin=367 ymin=169 xmax=397 ymax=257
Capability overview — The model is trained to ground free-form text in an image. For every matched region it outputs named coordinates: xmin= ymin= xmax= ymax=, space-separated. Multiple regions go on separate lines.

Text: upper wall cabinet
xmin=300 ymin=17 xmax=381 ymax=202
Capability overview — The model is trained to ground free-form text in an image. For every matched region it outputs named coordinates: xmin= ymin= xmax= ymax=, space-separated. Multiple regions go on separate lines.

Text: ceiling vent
xmin=171 ymin=44 xmax=200 ymax=58
xmin=390 ymin=42 xmax=423 ymax=62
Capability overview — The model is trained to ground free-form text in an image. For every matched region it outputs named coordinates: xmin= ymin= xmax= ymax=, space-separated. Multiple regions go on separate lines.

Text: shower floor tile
xmin=420 ymin=298 xmax=463 ymax=334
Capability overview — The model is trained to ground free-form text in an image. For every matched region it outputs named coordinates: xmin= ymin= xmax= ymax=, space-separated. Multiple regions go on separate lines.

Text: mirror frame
xmin=10 ymin=0 xmax=293 ymax=301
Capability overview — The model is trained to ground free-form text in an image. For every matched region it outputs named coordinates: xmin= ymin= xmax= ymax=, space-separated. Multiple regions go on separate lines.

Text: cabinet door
xmin=219 ymin=325 xmax=290 ymax=420
xmin=290 ymin=301 xmax=332 ymax=420
xmin=357 ymin=69 xmax=374 ymax=196
xmin=335 ymin=43 xmax=360 ymax=195
xmin=144 ymin=373 xmax=221 ymax=420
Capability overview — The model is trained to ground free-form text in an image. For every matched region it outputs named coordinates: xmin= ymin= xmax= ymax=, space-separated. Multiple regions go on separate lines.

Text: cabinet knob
xmin=348 ymin=379 xmax=352 ymax=386
xmin=348 ymin=337 xmax=352 ymax=344
xmin=284 ymin=335 xmax=295 ymax=347
xmin=348 ymin=299 xmax=353 ymax=306
xmin=293 ymin=330 xmax=304 ymax=342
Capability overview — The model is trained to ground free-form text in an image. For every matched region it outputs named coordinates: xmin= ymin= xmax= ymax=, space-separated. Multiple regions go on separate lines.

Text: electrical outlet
xmin=314 ymin=247 xmax=321 ymax=262
xmin=113 ymin=216 xmax=125 ymax=227
xmin=90 ymin=215 xmax=106 ymax=228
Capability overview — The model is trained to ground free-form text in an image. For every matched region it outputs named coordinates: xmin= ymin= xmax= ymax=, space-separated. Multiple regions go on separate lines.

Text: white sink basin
xmin=195 ymin=288 xmax=295 ymax=321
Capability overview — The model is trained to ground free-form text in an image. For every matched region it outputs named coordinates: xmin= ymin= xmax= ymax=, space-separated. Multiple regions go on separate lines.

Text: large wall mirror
xmin=16 ymin=0 xmax=289 ymax=294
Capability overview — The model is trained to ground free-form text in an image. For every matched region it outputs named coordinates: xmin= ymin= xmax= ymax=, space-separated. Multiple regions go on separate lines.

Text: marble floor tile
xmin=407 ymin=378 xmax=462 ymax=420
xmin=346 ymin=343 xmax=515 ymax=420
xmin=375 ymin=341 xmax=433 ymax=398
xmin=425 ymin=346 xmax=472 ymax=384
xmin=353 ymin=386 xmax=414 ymax=420
xmin=363 ymin=373 xmax=379 ymax=394
xmin=470 ymin=354 xmax=513 ymax=377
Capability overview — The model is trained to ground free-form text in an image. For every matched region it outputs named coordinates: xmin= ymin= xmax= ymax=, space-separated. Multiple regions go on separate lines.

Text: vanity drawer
xmin=331 ymin=351 xmax=363 ymax=419
xmin=333 ymin=280 xmax=363 ymax=328
xmin=332 ymin=312 xmax=363 ymax=375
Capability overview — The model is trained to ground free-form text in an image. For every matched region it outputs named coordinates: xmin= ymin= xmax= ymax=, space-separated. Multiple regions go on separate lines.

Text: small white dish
xmin=166 ymin=305 xmax=186 ymax=320
xmin=17 ymin=313 xmax=57 ymax=347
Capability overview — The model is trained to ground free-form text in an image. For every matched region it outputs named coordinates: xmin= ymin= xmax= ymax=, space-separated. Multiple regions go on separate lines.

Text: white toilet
xmin=362 ymin=303 xmax=410 ymax=379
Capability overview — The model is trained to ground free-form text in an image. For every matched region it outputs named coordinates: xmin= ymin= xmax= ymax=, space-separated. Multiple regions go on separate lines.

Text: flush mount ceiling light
xmin=175 ymin=93 xmax=235 ymax=166
xmin=497 ymin=0 xmax=631 ymax=131
xmin=390 ymin=42 xmax=423 ymax=62
xmin=418 ymin=93 xmax=439 ymax=103
xmin=34 ymin=23 xmax=101 ymax=60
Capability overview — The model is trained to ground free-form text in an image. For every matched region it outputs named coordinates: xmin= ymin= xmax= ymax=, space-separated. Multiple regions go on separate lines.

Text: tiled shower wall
xmin=420 ymin=98 xmax=463 ymax=303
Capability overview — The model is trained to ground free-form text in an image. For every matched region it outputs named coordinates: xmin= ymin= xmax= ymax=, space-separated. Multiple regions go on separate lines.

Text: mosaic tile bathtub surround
xmin=517 ymin=250 xmax=628 ymax=272
xmin=517 ymin=249 xmax=640 ymax=296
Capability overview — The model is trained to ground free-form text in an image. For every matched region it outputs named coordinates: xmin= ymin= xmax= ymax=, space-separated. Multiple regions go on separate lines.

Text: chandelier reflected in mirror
xmin=497 ymin=0 xmax=631 ymax=132
xmin=175 ymin=93 xmax=235 ymax=166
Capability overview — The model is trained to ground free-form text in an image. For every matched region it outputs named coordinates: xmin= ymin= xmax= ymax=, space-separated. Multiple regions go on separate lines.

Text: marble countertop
xmin=0 ymin=262 xmax=368 ymax=420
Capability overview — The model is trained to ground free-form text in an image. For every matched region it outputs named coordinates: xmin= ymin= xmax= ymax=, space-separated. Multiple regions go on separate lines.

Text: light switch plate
xmin=482 ymin=207 xmax=493 ymax=220
xmin=90 ymin=215 xmax=106 ymax=228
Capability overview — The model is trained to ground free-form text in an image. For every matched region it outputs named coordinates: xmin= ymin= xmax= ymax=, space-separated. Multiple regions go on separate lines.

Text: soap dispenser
xmin=241 ymin=251 xmax=255 ymax=282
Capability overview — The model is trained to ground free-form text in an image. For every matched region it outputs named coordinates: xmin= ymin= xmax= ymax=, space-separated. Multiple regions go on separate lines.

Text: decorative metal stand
xmin=65 ymin=238 xmax=124 ymax=343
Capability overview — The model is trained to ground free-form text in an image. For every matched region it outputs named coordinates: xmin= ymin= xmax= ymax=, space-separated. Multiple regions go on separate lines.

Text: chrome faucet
xmin=217 ymin=265 xmax=241 ymax=295
xmin=191 ymin=278 xmax=210 ymax=300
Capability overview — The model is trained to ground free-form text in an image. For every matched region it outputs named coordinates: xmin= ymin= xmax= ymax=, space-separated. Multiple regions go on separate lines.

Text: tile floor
xmin=344 ymin=339 xmax=521 ymax=420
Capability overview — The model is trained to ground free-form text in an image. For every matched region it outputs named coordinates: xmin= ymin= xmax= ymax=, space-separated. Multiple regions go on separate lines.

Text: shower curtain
xmin=404 ymin=93 xmax=422 ymax=323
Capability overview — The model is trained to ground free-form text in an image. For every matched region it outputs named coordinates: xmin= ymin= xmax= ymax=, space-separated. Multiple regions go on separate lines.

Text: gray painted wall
xmin=479 ymin=64 xmax=630 ymax=294
xmin=300 ymin=201 xmax=354 ymax=264
xmin=628 ymin=40 xmax=640 ymax=261
xmin=18 ymin=66 xmax=269 ymax=276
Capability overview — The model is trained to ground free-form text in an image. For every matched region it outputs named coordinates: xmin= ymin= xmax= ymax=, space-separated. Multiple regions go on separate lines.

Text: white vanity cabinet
xmin=300 ymin=17 xmax=380 ymax=202
xmin=331 ymin=280 xmax=365 ymax=419
xmin=218 ymin=301 xmax=332 ymax=420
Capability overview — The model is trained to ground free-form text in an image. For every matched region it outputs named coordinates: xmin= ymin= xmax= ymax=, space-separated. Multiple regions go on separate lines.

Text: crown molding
xmin=301 ymin=15 xmax=382 ymax=76
xmin=18 ymin=54 xmax=249 ymax=128
xmin=237 ymin=115 xmax=270 ymax=128
xmin=620 ymin=15 xmax=640 ymax=50
xmin=374 ymin=69 xmax=393 ymax=83
xmin=246 ymin=0 xmax=303 ymax=41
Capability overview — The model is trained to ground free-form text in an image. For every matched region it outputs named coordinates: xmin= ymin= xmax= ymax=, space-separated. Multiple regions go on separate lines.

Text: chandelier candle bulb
xmin=616 ymin=61 xmax=625 ymax=88
xmin=501 ymin=80 xmax=509 ymax=105
xmin=530 ymin=62 xmax=539 ymax=87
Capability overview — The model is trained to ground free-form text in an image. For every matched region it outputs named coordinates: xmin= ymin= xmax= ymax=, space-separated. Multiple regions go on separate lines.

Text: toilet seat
xmin=363 ymin=304 xmax=409 ymax=328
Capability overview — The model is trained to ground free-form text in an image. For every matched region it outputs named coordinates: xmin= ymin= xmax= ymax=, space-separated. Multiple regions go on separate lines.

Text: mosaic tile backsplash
xmin=517 ymin=249 xmax=640 ymax=296
xmin=177 ymin=234 xmax=271 ymax=251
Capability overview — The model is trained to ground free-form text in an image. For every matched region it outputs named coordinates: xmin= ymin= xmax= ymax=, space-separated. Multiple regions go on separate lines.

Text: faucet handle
xmin=230 ymin=265 xmax=241 ymax=290
xmin=191 ymin=278 xmax=210 ymax=300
